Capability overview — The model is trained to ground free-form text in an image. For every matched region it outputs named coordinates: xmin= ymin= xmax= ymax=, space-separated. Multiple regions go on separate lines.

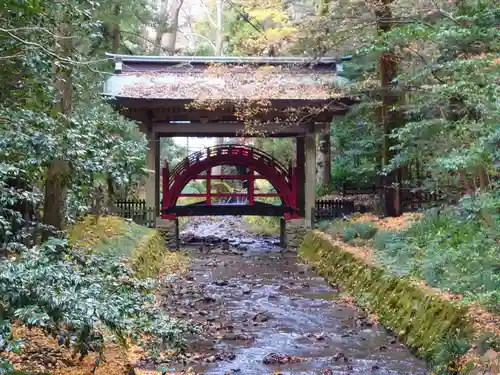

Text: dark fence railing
xmin=315 ymin=199 xmax=356 ymax=220
xmin=114 ymin=187 xmax=447 ymax=227
xmin=341 ymin=183 xmax=380 ymax=196
xmin=114 ymin=199 xmax=156 ymax=228
xmin=340 ymin=184 xmax=448 ymax=212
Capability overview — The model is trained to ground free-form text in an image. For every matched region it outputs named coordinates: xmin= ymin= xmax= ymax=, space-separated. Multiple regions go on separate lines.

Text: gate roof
xmin=103 ymin=53 xmax=351 ymax=101
xmin=103 ymin=54 xmax=357 ymax=136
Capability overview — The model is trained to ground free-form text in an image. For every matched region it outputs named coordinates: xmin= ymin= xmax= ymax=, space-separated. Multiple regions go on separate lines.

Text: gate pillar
xmin=156 ymin=218 xmax=179 ymax=249
xmin=304 ymin=133 xmax=317 ymax=225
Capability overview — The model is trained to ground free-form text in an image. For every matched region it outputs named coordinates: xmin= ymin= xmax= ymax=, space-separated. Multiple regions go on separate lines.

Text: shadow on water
xmin=148 ymin=217 xmax=430 ymax=375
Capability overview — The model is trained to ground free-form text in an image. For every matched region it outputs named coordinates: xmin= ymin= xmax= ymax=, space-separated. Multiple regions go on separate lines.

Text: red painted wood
xmin=206 ymin=167 xmax=212 ymax=205
xmin=178 ymin=193 xmax=280 ymax=198
xmin=162 ymin=161 xmax=169 ymax=214
xmin=162 ymin=144 xmax=297 ymax=218
xmin=191 ymin=174 xmax=267 ymax=180
xmin=248 ymin=168 xmax=255 ymax=205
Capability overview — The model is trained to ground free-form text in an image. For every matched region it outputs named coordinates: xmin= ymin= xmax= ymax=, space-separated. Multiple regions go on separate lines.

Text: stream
xmin=145 ymin=217 xmax=429 ymax=375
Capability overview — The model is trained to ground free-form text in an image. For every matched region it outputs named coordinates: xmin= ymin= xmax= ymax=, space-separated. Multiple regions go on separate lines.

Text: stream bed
xmin=144 ymin=217 xmax=430 ymax=375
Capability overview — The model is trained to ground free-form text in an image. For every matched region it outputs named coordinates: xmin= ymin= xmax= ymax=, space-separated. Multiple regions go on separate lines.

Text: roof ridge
xmin=105 ymin=52 xmax=352 ymax=66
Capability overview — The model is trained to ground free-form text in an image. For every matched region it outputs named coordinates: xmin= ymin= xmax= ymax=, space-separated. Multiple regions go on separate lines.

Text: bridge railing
xmin=167 ymin=144 xmax=291 ymax=189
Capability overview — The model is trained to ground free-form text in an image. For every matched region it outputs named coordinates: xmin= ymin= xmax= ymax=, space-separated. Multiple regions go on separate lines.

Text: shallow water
xmin=146 ymin=217 xmax=430 ymax=375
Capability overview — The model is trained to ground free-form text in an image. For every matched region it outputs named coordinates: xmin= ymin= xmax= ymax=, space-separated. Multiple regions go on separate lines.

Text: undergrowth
xmin=316 ymin=217 xmax=378 ymax=243
xmin=0 ymin=216 xmax=194 ymax=373
xmin=373 ymin=191 xmax=500 ymax=313
xmin=244 ymin=216 xmax=280 ymax=236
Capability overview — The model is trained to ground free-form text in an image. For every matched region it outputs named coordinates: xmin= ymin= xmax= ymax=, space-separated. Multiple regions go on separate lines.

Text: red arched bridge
xmin=161 ymin=144 xmax=299 ymax=219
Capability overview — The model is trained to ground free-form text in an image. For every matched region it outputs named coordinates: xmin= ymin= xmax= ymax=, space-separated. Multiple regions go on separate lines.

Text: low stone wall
xmin=156 ymin=218 xmax=179 ymax=250
xmin=284 ymin=218 xmax=311 ymax=249
xmin=299 ymin=231 xmax=498 ymax=374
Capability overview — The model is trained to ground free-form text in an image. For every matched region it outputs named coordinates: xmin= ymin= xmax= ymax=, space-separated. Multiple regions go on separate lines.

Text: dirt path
xmin=141 ymin=218 xmax=429 ymax=375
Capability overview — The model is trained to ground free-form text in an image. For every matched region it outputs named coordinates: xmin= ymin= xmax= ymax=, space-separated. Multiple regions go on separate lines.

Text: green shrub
xmin=316 ymin=183 xmax=336 ymax=197
xmin=244 ymin=216 xmax=280 ymax=236
xmin=325 ymin=220 xmax=349 ymax=238
xmin=342 ymin=221 xmax=378 ymax=242
xmin=342 ymin=226 xmax=358 ymax=242
xmin=352 ymin=221 xmax=378 ymax=239
xmin=315 ymin=220 xmax=331 ymax=232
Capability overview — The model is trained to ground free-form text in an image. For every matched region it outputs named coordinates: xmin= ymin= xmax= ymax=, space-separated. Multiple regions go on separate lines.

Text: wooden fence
xmin=341 ymin=183 xmax=380 ymax=196
xmin=400 ymin=189 xmax=445 ymax=211
xmin=114 ymin=188 xmax=445 ymax=227
xmin=114 ymin=199 xmax=156 ymax=228
xmin=314 ymin=199 xmax=356 ymax=220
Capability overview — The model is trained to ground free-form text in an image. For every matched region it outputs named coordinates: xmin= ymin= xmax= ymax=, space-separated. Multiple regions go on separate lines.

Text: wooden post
xmin=162 ymin=160 xmax=169 ymax=216
xmin=304 ymin=133 xmax=317 ymax=224
xmin=248 ymin=167 xmax=255 ymax=205
xmin=154 ymin=133 xmax=161 ymax=216
xmin=280 ymin=217 xmax=286 ymax=248
xmin=296 ymin=136 xmax=306 ymax=217
xmin=206 ymin=168 xmax=212 ymax=205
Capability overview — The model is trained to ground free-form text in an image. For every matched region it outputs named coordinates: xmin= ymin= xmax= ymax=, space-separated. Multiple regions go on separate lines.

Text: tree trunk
xmin=111 ymin=3 xmax=121 ymax=52
xmin=42 ymin=2 xmax=73 ymax=239
xmin=215 ymin=0 xmax=224 ymax=55
xmin=376 ymin=0 xmax=401 ymax=217
xmin=154 ymin=0 xmax=169 ymax=54
xmin=317 ymin=131 xmax=332 ymax=185
xmin=478 ymin=167 xmax=489 ymax=190
xmin=164 ymin=0 xmax=185 ymax=55
xmin=43 ymin=160 xmax=71 ymax=232
xmin=315 ymin=0 xmax=332 ymax=186
xmin=105 ymin=3 xmax=121 ymax=205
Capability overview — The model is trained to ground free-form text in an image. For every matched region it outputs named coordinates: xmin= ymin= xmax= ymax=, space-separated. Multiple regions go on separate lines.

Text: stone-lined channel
xmin=143 ymin=217 xmax=429 ymax=375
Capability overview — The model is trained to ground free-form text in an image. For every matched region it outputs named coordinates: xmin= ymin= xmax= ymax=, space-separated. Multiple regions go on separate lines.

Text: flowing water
xmin=145 ymin=217 xmax=430 ymax=375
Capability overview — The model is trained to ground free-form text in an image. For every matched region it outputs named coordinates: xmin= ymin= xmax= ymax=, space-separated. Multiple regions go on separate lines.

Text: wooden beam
xmin=165 ymin=203 xmax=293 ymax=217
xmin=153 ymin=122 xmax=329 ymax=137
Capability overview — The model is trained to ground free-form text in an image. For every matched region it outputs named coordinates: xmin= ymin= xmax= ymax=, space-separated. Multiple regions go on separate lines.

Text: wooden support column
xmin=206 ymin=168 xmax=212 ymax=205
xmin=304 ymin=133 xmax=317 ymax=225
xmin=162 ymin=160 xmax=169 ymax=215
xmin=145 ymin=130 xmax=157 ymax=212
xmin=154 ymin=133 xmax=161 ymax=216
xmin=248 ymin=167 xmax=255 ymax=205
xmin=296 ymin=136 xmax=306 ymax=217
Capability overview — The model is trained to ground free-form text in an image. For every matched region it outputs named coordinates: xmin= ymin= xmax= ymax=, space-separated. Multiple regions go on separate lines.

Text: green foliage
xmin=0 ymin=0 xmax=189 ymax=369
xmin=342 ymin=221 xmax=378 ymax=242
xmin=373 ymin=191 xmax=500 ymax=312
xmin=316 ymin=183 xmax=336 ymax=197
xmin=330 ymin=105 xmax=382 ymax=189
xmin=244 ymin=215 xmax=280 ymax=236
xmin=252 ymin=138 xmax=294 ymax=166
xmin=317 ymin=219 xmax=378 ymax=242
xmin=342 ymin=226 xmax=358 ymax=242
xmin=161 ymin=138 xmax=186 ymax=167
xmin=341 ymin=0 xmax=498 ymax=190
xmin=0 ymin=237 xmax=195 ymax=363
xmin=353 ymin=221 xmax=378 ymax=239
